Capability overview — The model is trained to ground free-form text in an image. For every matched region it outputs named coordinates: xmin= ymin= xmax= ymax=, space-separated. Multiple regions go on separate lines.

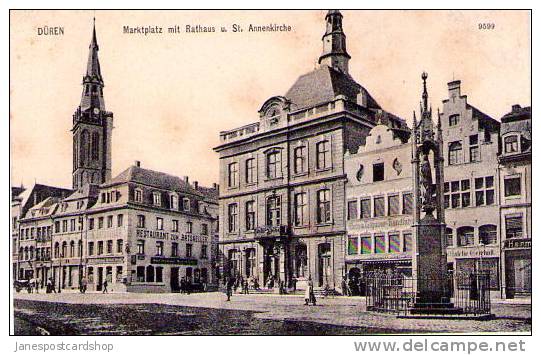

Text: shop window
xmin=360 ymin=236 xmax=372 ymax=254
xmin=389 ymin=233 xmax=400 ymax=253
xmin=374 ymin=235 xmax=386 ymax=253
xmin=146 ymin=266 xmax=155 ymax=282
xmin=156 ymin=267 xmax=163 ymax=283
xmin=479 ymin=258 xmax=500 ymax=290
xmin=403 ymin=233 xmax=412 ymax=252
xmin=137 ymin=266 xmax=145 ymax=282
xmin=116 ymin=266 xmax=123 ymax=283
xmin=373 ymin=163 xmax=384 ymax=182
xmin=348 ymin=236 xmax=359 ymax=255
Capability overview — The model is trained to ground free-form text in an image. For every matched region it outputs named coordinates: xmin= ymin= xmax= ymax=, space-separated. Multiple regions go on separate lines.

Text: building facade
xmin=498 ymin=105 xmax=531 ymax=298
xmin=345 ymin=78 xmax=528 ymax=298
xmin=215 ymin=10 xmax=405 ymax=292
xmin=15 ymin=21 xmax=219 ymax=293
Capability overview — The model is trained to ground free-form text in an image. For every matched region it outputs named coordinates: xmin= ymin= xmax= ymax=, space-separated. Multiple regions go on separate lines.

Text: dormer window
xmin=183 ymin=197 xmax=191 ymax=212
xmin=134 ymin=188 xmax=143 ymax=203
xmin=170 ymin=194 xmax=179 ymax=210
xmin=152 ymin=192 xmax=162 ymax=206
xmin=504 ymin=135 xmax=519 ymax=153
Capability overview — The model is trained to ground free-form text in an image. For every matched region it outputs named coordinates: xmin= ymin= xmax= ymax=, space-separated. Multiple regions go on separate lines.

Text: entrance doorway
xmin=318 ymin=243 xmax=331 ymax=287
xmin=96 ymin=267 xmax=103 ymax=291
xmin=170 ymin=267 xmax=180 ymax=292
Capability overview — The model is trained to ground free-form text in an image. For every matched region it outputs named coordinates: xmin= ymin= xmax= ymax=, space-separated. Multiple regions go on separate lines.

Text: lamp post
xmin=58 ymin=247 xmax=64 ymax=294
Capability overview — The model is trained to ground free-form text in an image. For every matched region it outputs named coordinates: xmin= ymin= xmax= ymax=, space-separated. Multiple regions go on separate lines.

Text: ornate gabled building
xmin=214 ymin=10 xmax=406 ymax=293
xmin=498 ymin=105 xmax=531 ymax=298
xmin=72 ymin=19 xmax=113 ymax=189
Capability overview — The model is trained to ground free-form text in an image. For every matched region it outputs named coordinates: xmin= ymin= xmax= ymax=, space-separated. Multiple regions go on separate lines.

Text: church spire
xmin=80 ymin=18 xmax=105 ymax=111
xmin=318 ymin=10 xmax=351 ymax=74
xmin=418 ymin=72 xmax=435 ymax=142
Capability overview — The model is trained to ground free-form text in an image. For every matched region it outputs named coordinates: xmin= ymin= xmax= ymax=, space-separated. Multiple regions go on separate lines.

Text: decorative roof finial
xmin=421 ymin=71 xmax=428 ymax=113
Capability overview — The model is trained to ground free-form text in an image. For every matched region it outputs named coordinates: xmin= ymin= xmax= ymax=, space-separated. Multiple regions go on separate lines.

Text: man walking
xmin=225 ymin=277 xmax=233 ymax=301
xmin=102 ymin=280 xmax=108 ymax=293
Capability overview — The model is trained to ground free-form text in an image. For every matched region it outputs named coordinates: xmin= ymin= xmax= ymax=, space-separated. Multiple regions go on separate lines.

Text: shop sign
xmin=504 ymin=238 xmax=531 ymax=250
xmin=254 ymin=225 xmax=289 ymax=238
xmin=355 ymin=217 xmax=413 ymax=230
xmin=136 ymin=228 xmax=208 ymax=243
xmin=447 ymin=247 xmax=498 ymax=258
xmin=87 ymin=256 xmax=124 ymax=264
xmin=150 ymin=257 xmax=198 ymax=266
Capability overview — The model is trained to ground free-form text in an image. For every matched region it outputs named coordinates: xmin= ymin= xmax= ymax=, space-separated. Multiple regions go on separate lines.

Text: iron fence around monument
xmin=364 ymin=271 xmax=491 ymax=316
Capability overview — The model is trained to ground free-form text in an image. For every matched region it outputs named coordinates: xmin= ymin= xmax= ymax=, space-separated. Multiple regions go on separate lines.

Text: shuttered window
xmin=402 ymin=193 xmax=413 ymax=215
xmin=374 ymin=197 xmax=385 ymax=217
xmin=389 ymin=233 xmax=400 ymax=253
xmin=360 ymin=198 xmax=371 ymax=219
xmin=388 ymin=195 xmax=399 ymax=216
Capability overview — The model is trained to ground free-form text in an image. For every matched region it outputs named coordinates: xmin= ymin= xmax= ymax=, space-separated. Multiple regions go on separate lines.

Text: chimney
xmin=184 ymin=176 xmax=189 ymax=184
xmin=134 ymin=160 xmax=141 ymax=168
xmin=194 ymin=181 xmax=199 ymax=190
xmin=512 ymin=104 xmax=522 ymax=112
xmin=447 ymin=80 xmax=461 ymax=98
xmin=213 ymin=183 xmax=219 ymax=190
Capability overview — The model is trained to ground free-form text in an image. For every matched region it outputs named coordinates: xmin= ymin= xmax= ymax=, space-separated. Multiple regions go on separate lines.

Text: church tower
xmin=318 ymin=10 xmax=351 ymax=74
xmin=72 ymin=19 xmax=113 ymax=190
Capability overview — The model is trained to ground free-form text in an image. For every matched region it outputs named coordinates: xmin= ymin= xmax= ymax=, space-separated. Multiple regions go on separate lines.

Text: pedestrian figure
xmin=291 ymin=276 xmax=297 ymax=292
xmin=341 ymin=276 xmax=349 ymax=296
xmin=305 ymin=277 xmax=316 ymax=305
xmin=243 ymin=279 xmax=249 ymax=294
xmin=225 ymin=277 xmax=233 ymax=301
xmin=80 ymin=276 xmax=88 ymax=294
xmin=180 ymin=277 xmax=186 ymax=294
xmin=102 ymin=280 xmax=108 ymax=293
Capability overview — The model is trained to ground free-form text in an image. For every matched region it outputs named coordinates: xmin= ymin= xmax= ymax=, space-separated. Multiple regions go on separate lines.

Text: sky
xmin=10 ymin=10 xmax=531 ymax=189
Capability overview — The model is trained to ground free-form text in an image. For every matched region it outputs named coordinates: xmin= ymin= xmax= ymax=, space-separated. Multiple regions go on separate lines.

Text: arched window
xmin=146 ymin=265 xmax=155 ymax=282
xmin=91 ymin=132 xmax=99 ymax=160
xmin=24 ymin=247 xmax=29 ymax=260
xmin=70 ymin=241 xmax=75 ymax=257
xmin=479 ymin=224 xmax=497 ymax=245
xmin=29 ymin=246 xmax=34 ymax=259
xmin=54 ymin=242 xmax=59 ymax=258
xmin=80 ymin=129 xmax=89 ymax=166
xmin=61 ymin=241 xmax=67 ymax=257
xmin=457 ymin=226 xmax=474 ymax=246
xmin=78 ymin=240 xmax=83 ymax=257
